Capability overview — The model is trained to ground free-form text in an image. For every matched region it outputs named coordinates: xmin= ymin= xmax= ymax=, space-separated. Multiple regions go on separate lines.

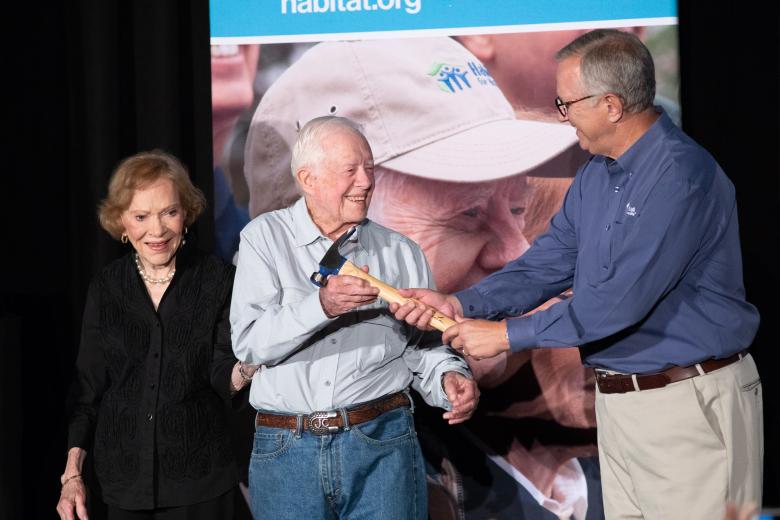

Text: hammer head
xmin=309 ymin=227 xmax=356 ymax=287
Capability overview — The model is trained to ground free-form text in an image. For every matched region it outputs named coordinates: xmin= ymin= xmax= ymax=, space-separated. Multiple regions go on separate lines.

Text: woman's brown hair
xmin=98 ymin=150 xmax=206 ymax=239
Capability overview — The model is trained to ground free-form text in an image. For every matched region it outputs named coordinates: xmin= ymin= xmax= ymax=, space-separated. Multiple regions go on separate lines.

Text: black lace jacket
xmin=67 ymin=246 xmax=238 ymax=509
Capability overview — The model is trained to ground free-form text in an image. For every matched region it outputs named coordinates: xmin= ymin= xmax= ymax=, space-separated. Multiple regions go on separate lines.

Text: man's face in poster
xmin=369 ymin=169 xmax=530 ymax=293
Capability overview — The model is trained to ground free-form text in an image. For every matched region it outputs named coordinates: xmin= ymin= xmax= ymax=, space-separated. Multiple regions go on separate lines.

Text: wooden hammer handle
xmin=338 ymin=261 xmax=456 ymax=333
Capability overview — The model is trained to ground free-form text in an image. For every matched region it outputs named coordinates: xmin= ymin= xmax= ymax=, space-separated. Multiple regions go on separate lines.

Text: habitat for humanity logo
xmin=428 ymin=61 xmax=497 ymax=93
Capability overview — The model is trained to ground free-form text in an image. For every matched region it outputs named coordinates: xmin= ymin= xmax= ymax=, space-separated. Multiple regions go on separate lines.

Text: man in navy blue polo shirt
xmin=392 ymin=29 xmax=762 ymax=519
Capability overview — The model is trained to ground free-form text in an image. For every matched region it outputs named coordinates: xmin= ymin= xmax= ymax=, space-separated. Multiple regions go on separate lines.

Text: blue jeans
xmin=248 ymin=406 xmax=427 ymax=519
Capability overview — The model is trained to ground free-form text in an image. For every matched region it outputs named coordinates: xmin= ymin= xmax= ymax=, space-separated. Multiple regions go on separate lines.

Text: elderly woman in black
xmin=56 ymin=151 xmax=257 ymax=520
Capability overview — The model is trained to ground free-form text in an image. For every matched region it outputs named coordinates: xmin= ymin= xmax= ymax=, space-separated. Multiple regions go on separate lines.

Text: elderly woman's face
xmin=120 ymin=178 xmax=186 ymax=269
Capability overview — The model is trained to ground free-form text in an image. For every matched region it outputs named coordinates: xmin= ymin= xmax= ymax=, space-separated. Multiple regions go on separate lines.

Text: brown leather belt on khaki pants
xmin=255 ymin=391 xmax=410 ymax=435
xmin=595 ymin=350 xmax=749 ymax=394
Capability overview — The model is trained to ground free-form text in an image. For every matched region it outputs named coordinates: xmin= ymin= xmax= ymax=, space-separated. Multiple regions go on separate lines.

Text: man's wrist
xmin=318 ymin=289 xmax=336 ymax=318
xmin=450 ymin=295 xmax=464 ymax=318
xmin=440 ymin=371 xmax=458 ymax=391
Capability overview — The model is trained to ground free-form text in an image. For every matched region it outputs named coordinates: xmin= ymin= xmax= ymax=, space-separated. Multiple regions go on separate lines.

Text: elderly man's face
xmin=370 ymin=169 xmax=529 ymax=293
xmin=302 ymin=129 xmax=375 ymax=239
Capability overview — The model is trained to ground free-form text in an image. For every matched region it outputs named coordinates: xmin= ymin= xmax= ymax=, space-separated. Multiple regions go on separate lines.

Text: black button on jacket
xmin=67 ymin=247 xmax=238 ymax=510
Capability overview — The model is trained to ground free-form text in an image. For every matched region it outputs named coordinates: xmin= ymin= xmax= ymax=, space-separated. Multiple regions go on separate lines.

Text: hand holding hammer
xmin=311 ymin=227 xmax=457 ymax=332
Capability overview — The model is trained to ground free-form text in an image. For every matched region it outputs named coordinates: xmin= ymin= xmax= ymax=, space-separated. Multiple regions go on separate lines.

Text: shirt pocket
xmin=611 ymin=209 xmax=641 ymax=252
xmin=595 ymin=208 xmax=641 ymax=284
xmin=354 ymin=309 xmax=404 ymax=372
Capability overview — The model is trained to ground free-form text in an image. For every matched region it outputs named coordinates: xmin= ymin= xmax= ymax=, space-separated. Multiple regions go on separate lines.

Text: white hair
xmin=290 ymin=116 xmax=366 ymax=179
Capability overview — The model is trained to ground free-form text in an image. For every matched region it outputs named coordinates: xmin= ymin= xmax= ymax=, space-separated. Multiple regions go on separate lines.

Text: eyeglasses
xmin=555 ymin=94 xmax=596 ymax=117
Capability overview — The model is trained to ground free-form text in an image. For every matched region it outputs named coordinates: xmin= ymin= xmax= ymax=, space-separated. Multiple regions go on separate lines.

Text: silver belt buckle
xmin=307 ymin=411 xmax=339 ymax=435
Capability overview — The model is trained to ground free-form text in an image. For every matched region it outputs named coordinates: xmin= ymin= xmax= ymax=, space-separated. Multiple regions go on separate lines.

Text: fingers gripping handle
xmin=338 ymin=261 xmax=456 ymax=332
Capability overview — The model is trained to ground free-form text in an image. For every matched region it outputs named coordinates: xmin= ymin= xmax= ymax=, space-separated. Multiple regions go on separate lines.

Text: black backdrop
xmin=2 ymin=1 xmax=777 ymax=518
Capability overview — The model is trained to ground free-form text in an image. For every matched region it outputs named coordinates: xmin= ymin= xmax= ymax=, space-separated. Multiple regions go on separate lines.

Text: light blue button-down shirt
xmin=231 ymin=198 xmax=469 ymax=413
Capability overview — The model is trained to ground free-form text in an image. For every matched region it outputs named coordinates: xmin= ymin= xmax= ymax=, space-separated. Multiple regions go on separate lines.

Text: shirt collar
xmin=291 ymin=197 xmax=367 ymax=251
xmin=612 ymin=107 xmax=675 ymax=174
xmin=291 ymin=197 xmax=322 ymax=247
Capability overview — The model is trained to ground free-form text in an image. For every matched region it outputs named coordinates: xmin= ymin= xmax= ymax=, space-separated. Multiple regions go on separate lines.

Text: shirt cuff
xmin=506 ymin=316 xmax=537 ymax=352
xmin=454 ymin=287 xmax=486 ymax=318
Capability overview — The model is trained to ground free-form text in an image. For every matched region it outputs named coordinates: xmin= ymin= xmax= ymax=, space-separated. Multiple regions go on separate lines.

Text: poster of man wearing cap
xmin=209 ymin=3 xmax=680 ymax=518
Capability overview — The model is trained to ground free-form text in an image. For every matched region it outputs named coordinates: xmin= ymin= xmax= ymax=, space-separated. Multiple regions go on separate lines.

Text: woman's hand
xmin=57 ymin=448 xmax=88 ymax=520
xmin=231 ymin=361 xmax=261 ymax=393
xmin=56 ymin=476 xmax=89 ymax=520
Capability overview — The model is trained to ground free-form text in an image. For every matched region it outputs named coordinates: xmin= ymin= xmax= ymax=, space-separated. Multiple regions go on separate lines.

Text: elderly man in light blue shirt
xmin=231 ymin=116 xmax=478 ymax=519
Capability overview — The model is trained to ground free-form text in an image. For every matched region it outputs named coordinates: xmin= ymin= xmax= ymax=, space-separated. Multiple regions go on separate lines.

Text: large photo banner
xmin=210 ymin=2 xmax=679 ymax=518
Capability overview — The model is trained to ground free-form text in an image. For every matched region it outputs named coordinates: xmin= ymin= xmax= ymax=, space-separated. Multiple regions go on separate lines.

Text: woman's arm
xmin=58 ymin=279 xmax=107 ymax=520
xmin=56 ymin=448 xmax=88 ymax=519
xmin=210 ymin=260 xmax=260 ymax=397
xmin=67 ymin=280 xmax=108 ymax=450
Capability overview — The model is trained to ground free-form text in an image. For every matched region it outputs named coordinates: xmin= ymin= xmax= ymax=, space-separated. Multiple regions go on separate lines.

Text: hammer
xmin=310 ymin=227 xmax=456 ymax=332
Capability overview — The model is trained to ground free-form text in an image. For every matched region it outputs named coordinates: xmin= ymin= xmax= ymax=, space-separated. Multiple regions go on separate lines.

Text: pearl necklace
xmin=134 ymin=253 xmax=175 ymax=284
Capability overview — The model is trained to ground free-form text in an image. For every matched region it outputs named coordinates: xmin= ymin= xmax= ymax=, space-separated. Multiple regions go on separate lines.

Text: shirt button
xmin=605 ymin=224 xmax=611 ymax=231
xmin=330 ymin=338 xmax=337 ymax=344
xmin=147 ymin=413 xmax=154 ymax=421
xmin=150 ymin=383 xmax=156 ymax=390
xmin=469 ymin=305 xmax=474 ymax=312
xmin=155 ymin=323 xmax=160 ymax=328
xmin=602 ymin=265 xmax=608 ymax=271
xmin=325 ymin=381 xmax=332 ymax=387
xmin=614 ymin=186 xmax=621 ymax=192
xmin=154 ymin=352 xmax=159 ymax=358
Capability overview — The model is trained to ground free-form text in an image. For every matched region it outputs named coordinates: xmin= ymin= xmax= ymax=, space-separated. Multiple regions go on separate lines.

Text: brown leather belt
xmin=255 ymin=392 xmax=410 ymax=435
xmin=595 ymin=350 xmax=749 ymax=394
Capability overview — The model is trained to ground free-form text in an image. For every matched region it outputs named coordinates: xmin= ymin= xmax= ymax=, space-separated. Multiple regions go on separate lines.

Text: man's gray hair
xmin=556 ymin=29 xmax=655 ymax=113
xmin=290 ymin=116 xmax=367 ymax=179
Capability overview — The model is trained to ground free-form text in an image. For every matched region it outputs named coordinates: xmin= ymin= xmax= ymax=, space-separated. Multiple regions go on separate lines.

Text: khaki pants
xmin=595 ymin=354 xmax=763 ymax=520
